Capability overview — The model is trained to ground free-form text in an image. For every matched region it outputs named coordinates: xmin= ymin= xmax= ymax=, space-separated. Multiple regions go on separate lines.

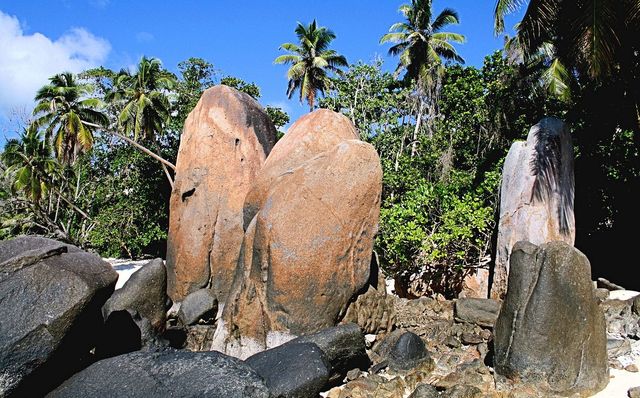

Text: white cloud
xmin=0 ymin=10 xmax=111 ymax=116
xmin=136 ymin=31 xmax=154 ymax=43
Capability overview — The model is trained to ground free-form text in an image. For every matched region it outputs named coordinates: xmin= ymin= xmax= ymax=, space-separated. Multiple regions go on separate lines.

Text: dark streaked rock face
xmin=47 ymin=350 xmax=270 ymax=398
xmin=494 ymin=241 xmax=608 ymax=396
xmin=0 ymin=236 xmax=118 ymax=397
xmin=491 ymin=117 xmax=575 ymax=300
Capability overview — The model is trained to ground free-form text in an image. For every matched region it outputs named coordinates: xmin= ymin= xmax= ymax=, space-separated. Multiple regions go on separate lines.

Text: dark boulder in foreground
xmin=290 ymin=323 xmax=369 ymax=385
xmin=494 ymin=241 xmax=608 ymax=396
xmin=246 ymin=342 xmax=330 ymax=398
xmin=100 ymin=258 xmax=168 ymax=356
xmin=0 ymin=236 xmax=118 ymax=397
xmin=47 ymin=350 xmax=270 ymax=398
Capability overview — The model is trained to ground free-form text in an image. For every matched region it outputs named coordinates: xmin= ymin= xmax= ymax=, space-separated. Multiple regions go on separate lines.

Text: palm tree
xmin=107 ymin=56 xmax=176 ymax=141
xmin=494 ymin=0 xmax=640 ymax=91
xmin=2 ymin=125 xmax=58 ymax=203
xmin=32 ymin=72 xmax=108 ymax=164
xmin=275 ymin=20 xmax=348 ymax=111
xmin=381 ymin=0 xmax=465 ymax=155
xmin=381 ymin=0 xmax=465 ymax=85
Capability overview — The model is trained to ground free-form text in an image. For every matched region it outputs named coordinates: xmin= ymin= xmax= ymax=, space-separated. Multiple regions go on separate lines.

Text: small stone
xmin=625 ymin=364 xmax=639 ymax=372
xmin=460 ymin=332 xmax=483 ymax=345
xmin=445 ymin=335 xmax=461 ymax=348
xmin=442 ymin=384 xmax=483 ymax=398
xmin=409 ymin=384 xmax=439 ymax=398
xmin=387 ymin=332 xmax=433 ymax=372
xmin=346 ymin=368 xmax=361 ymax=381
xmin=454 ymin=298 xmax=501 ymax=328
xmin=629 ymin=386 xmax=640 ymax=398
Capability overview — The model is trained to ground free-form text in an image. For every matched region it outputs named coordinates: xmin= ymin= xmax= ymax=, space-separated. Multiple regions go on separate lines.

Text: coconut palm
xmin=107 ymin=56 xmax=176 ymax=141
xmin=380 ymin=0 xmax=465 ymax=86
xmin=32 ymin=72 xmax=108 ymax=164
xmin=494 ymin=0 xmax=640 ymax=82
xmin=381 ymin=0 xmax=465 ymax=156
xmin=2 ymin=125 xmax=58 ymax=203
xmin=275 ymin=20 xmax=348 ymax=111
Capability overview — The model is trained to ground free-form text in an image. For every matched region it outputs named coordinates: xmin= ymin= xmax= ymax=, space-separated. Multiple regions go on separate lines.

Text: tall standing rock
xmin=494 ymin=241 xmax=608 ymax=396
xmin=166 ymin=85 xmax=276 ymax=302
xmin=213 ymin=135 xmax=382 ymax=359
xmin=242 ymin=108 xmax=358 ymax=228
xmin=490 ymin=117 xmax=575 ymax=299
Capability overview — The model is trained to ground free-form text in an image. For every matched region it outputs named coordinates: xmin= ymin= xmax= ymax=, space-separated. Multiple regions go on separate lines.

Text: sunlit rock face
xmin=490 ymin=117 xmax=575 ymax=300
xmin=213 ymin=110 xmax=382 ymax=359
xmin=166 ymin=85 xmax=276 ymax=303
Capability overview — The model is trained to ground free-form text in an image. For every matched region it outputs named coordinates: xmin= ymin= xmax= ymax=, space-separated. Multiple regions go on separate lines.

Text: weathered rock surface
xmin=459 ymin=268 xmax=490 ymax=299
xmin=166 ymin=85 xmax=276 ymax=302
xmin=342 ymin=259 xmax=396 ymax=335
xmin=100 ymin=258 xmax=167 ymax=356
xmin=47 ymin=350 xmax=270 ymax=398
xmin=494 ymin=241 xmax=608 ymax=396
xmin=491 ymin=117 xmax=575 ymax=299
xmin=214 ymin=138 xmax=382 ymax=358
xmin=178 ymin=288 xmax=218 ymax=326
xmin=0 ymin=236 xmax=118 ymax=397
xmin=242 ymin=108 xmax=358 ymax=228
xmin=454 ymin=298 xmax=501 ymax=328
xmin=246 ymin=342 xmax=330 ymax=398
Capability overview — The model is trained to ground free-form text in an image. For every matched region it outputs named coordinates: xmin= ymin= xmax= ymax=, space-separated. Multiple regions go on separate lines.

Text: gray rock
xmin=178 ymin=288 xmax=218 ymax=326
xmin=409 ymin=384 xmax=440 ymax=398
xmin=454 ymin=298 xmax=501 ymax=328
xmin=246 ymin=342 xmax=330 ymax=398
xmin=386 ymin=332 xmax=432 ymax=372
xmin=0 ymin=236 xmax=118 ymax=397
xmin=47 ymin=350 xmax=270 ymax=398
xmin=442 ymin=384 xmax=483 ymax=398
xmin=629 ymin=386 xmax=640 ymax=398
xmin=291 ymin=323 xmax=369 ymax=384
xmin=491 ymin=118 xmax=575 ymax=299
xmin=100 ymin=258 xmax=167 ymax=356
xmin=634 ymin=295 xmax=640 ymax=315
xmin=494 ymin=241 xmax=608 ymax=396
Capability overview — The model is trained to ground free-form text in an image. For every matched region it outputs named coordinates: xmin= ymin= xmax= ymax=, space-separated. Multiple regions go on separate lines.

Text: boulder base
xmin=494 ymin=241 xmax=608 ymax=396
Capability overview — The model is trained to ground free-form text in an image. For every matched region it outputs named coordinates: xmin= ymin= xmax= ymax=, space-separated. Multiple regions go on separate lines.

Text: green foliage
xmin=81 ymin=141 xmax=170 ymax=258
xmin=220 ymin=76 xmax=261 ymax=100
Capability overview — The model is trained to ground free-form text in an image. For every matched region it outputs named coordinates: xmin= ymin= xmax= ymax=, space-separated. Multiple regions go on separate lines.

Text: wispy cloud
xmin=135 ymin=31 xmax=154 ymax=43
xmin=0 ymin=10 xmax=110 ymax=116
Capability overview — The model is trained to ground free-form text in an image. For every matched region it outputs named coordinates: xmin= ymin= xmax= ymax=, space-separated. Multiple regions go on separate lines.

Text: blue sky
xmin=0 ymin=0 xmax=522 ymax=139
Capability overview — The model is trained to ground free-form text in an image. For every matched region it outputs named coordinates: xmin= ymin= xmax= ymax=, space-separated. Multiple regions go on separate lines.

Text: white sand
xmin=104 ymin=258 xmax=149 ymax=289
xmin=592 ymin=358 xmax=640 ymax=397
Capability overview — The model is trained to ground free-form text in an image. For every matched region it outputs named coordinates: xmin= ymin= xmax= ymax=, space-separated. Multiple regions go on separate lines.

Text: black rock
xmin=0 ymin=236 xmax=118 ymax=397
xmin=47 ymin=350 xmax=270 ymax=398
xmin=387 ymin=332 xmax=432 ymax=371
xmin=494 ymin=241 xmax=608 ymax=396
xmin=178 ymin=288 xmax=218 ymax=326
xmin=99 ymin=258 xmax=167 ymax=356
xmin=246 ymin=342 xmax=330 ymax=398
xmin=454 ymin=298 xmax=501 ymax=328
xmin=290 ymin=323 xmax=369 ymax=384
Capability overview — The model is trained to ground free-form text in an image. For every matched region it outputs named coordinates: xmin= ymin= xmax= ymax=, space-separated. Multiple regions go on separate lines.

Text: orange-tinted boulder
xmin=166 ymin=85 xmax=276 ymax=302
xmin=213 ymin=139 xmax=382 ymax=359
xmin=243 ymin=108 xmax=358 ymax=228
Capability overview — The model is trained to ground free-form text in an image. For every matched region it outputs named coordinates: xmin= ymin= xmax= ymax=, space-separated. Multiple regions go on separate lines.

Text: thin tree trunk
xmin=162 ymin=163 xmax=174 ymax=190
xmin=411 ymin=97 xmax=424 ymax=158
xmin=83 ymin=122 xmax=176 ymax=171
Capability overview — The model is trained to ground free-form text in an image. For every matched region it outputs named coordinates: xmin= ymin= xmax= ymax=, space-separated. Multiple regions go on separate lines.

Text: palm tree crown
xmin=275 ymin=20 xmax=348 ymax=111
xmin=32 ymin=72 xmax=108 ymax=164
xmin=2 ymin=125 xmax=59 ymax=203
xmin=380 ymin=0 xmax=466 ymax=85
xmin=107 ymin=56 xmax=176 ymax=141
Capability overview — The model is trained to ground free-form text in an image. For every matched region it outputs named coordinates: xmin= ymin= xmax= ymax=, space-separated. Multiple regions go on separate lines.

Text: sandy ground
xmin=103 ymin=258 xmax=149 ymax=289
xmin=592 ymin=357 xmax=640 ymax=397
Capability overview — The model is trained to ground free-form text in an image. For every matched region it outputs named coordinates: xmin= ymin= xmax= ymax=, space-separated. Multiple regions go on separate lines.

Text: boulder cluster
xmin=1 ymin=86 xmax=633 ymax=397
